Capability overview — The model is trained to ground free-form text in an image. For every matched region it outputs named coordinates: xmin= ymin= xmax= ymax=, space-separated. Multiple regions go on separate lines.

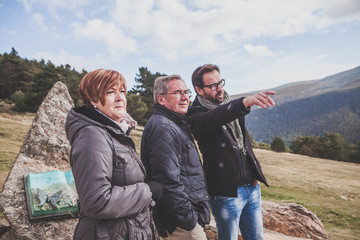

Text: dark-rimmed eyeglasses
xmin=201 ymin=79 xmax=225 ymax=91
xmin=163 ymin=89 xmax=192 ymax=98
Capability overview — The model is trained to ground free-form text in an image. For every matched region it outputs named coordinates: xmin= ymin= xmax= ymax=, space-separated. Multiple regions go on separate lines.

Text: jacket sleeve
xmin=145 ymin=124 xmax=198 ymax=231
xmin=71 ymin=126 xmax=152 ymax=219
xmin=187 ymin=97 xmax=250 ymax=136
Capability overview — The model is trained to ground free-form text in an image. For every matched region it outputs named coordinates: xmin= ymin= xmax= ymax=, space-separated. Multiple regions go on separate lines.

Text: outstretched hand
xmin=243 ymin=91 xmax=275 ymax=108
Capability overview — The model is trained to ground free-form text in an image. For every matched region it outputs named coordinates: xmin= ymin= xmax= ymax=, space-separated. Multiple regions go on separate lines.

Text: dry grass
xmin=0 ymin=112 xmax=34 ymax=187
xmin=256 ymin=149 xmax=360 ymax=240
xmin=130 ymin=125 xmax=144 ymax=155
xmin=0 ymin=109 xmax=358 ymax=239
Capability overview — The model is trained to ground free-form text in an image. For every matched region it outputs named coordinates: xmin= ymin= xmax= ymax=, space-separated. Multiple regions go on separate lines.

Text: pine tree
xmin=129 ymin=67 xmax=166 ymax=122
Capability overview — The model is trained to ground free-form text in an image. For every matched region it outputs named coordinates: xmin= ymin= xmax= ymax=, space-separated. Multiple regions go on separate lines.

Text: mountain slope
xmin=233 ymin=66 xmax=360 ymax=106
xmin=234 ymin=66 xmax=360 ymax=144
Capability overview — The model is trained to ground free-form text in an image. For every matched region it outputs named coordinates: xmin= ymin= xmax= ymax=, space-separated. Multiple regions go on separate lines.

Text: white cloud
xmin=32 ymin=13 xmax=47 ymax=31
xmin=104 ymin=0 xmax=360 ymax=62
xmin=71 ymin=19 xmax=138 ymax=58
xmin=31 ymin=49 xmax=110 ymax=71
xmin=18 ymin=0 xmax=32 ymax=13
xmin=109 ymin=0 xmax=226 ymax=59
xmin=322 ymin=0 xmax=360 ymax=19
xmin=17 ymin=0 xmax=360 ymax=63
xmin=243 ymin=44 xmax=274 ymax=59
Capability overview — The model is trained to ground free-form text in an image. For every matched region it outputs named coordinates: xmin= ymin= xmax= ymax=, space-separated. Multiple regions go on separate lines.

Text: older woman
xmin=66 ymin=69 xmax=162 ymax=240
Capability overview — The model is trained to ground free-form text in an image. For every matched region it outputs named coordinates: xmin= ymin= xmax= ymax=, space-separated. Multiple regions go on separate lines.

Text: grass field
xmin=0 ymin=112 xmax=34 ymax=189
xmin=0 ymin=109 xmax=359 ymax=240
xmin=257 ymin=149 xmax=360 ymax=240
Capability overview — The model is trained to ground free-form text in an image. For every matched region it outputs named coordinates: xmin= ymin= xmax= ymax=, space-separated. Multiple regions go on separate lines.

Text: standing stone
xmin=0 ymin=82 xmax=77 ymax=240
xmin=20 ymin=82 xmax=74 ymax=167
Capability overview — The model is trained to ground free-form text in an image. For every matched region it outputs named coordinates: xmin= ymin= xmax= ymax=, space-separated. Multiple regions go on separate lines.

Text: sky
xmin=1 ymin=0 xmax=360 ymax=95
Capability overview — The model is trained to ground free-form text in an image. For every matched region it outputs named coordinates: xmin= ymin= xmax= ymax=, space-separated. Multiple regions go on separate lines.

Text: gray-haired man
xmin=141 ymin=75 xmax=210 ymax=239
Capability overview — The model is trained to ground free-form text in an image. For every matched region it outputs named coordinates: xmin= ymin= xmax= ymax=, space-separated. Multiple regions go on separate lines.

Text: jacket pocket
xmin=181 ymin=143 xmax=199 ymax=167
xmin=95 ymin=221 xmax=110 ymax=240
xmin=112 ymin=152 xmax=127 ymax=186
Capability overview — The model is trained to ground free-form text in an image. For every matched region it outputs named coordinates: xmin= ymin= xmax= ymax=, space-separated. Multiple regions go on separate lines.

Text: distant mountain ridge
xmin=233 ymin=66 xmax=360 ymax=105
xmin=232 ymin=66 xmax=360 ymax=144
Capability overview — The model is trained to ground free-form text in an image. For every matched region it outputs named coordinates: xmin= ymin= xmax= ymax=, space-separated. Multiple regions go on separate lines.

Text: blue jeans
xmin=209 ymin=185 xmax=264 ymax=240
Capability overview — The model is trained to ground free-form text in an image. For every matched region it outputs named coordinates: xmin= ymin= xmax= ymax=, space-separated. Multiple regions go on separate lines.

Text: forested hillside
xmin=246 ymin=87 xmax=360 ymax=144
xmin=0 ymin=48 xmax=86 ymax=111
xmin=0 ymin=48 xmax=164 ymax=125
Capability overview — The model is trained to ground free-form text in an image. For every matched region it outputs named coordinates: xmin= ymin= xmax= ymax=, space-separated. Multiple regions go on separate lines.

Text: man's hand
xmin=253 ymin=179 xmax=260 ymax=187
xmin=243 ymin=91 xmax=275 ymax=108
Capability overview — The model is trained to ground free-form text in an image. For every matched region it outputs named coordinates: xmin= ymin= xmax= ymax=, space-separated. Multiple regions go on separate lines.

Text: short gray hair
xmin=153 ymin=74 xmax=184 ymax=104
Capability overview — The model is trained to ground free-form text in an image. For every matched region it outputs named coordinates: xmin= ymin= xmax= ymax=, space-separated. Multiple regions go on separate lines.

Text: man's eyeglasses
xmin=201 ymin=79 xmax=225 ymax=91
xmin=164 ymin=89 xmax=192 ymax=98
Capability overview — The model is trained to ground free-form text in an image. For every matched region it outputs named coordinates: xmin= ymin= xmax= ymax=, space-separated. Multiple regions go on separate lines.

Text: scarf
xmin=95 ymin=109 xmax=137 ymax=135
xmin=197 ymin=91 xmax=247 ymax=155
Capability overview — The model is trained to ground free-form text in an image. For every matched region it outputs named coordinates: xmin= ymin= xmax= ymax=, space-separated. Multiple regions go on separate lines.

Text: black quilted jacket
xmin=141 ymin=104 xmax=210 ymax=237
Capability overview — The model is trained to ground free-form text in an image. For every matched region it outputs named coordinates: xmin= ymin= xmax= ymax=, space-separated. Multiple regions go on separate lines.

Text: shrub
xmin=271 ymin=137 xmax=286 ymax=152
xmin=257 ymin=142 xmax=270 ymax=150
xmin=11 ymin=90 xmax=26 ymax=112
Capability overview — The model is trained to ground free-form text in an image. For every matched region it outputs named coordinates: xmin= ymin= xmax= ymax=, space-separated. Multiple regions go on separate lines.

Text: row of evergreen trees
xmin=264 ymin=134 xmax=360 ymax=163
xmin=0 ymin=48 xmax=162 ymax=125
xmin=0 ymin=48 xmax=86 ymax=112
xmin=1 ymin=48 xmax=359 ymax=163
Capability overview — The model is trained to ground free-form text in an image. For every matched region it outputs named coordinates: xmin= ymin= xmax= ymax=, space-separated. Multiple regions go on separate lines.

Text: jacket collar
xmin=154 ymin=104 xmax=187 ymax=126
xmin=192 ymin=96 xmax=201 ymax=107
xmin=187 ymin=96 xmax=207 ymax=116
xmin=74 ymin=106 xmax=124 ymax=132
xmin=73 ymin=106 xmax=138 ymax=148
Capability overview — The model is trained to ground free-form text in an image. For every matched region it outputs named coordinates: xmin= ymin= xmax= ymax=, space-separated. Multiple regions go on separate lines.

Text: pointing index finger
xmin=263 ymin=91 xmax=275 ymax=96
xmin=263 ymin=91 xmax=276 ymax=106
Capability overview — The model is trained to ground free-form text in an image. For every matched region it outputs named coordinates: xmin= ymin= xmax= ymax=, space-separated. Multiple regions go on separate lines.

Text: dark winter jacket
xmin=65 ymin=106 xmax=156 ymax=240
xmin=141 ymin=104 xmax=210 ymax=237
xmin=187 ymin=97 xmax=269 ymax=198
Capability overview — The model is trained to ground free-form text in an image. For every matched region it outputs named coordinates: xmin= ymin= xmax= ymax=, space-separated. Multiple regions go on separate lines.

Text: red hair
xmin=79 ymin=69 xmax=127 ymax=107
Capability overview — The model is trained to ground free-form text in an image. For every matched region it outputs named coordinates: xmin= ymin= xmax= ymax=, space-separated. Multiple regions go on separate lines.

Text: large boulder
xmin=262 ymin=201 xmax=333 ymax=240
xmin=205 ymin=216 xmax=309 ymax=240
xmin=0 ymin=82 xmax=77 ymax=240
xmin=205 ymin=201 xmax=332 ymax=240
